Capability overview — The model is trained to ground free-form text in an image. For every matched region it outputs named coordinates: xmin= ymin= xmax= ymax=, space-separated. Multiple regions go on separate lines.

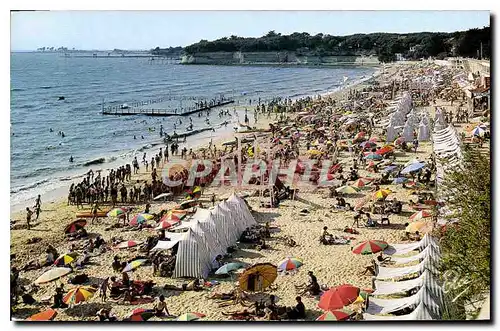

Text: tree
xmin=438 ymin=149 xmax=490 ymax=317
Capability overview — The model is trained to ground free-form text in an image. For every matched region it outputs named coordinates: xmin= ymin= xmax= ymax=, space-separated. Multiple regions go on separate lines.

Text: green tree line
xmin=167 ymin=26 xmax=489 ymax=62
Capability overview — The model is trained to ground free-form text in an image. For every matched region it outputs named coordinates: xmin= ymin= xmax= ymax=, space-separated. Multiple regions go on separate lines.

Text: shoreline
xmin=10 ymin=67 xmax=378 ymax=215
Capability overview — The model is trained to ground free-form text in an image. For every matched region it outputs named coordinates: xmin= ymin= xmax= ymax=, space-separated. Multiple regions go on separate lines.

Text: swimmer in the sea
xmin=69 ymin=156 xmax=74 ymax=163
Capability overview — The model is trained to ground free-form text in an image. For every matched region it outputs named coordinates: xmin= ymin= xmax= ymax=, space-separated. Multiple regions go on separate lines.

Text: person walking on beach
xmin=91 ymin=200 xmax=100 ymax=224
xmin=26 ymin=207 xmax=33 ymax=230
xmin=34 ymin=204 xmax=41 ymax=221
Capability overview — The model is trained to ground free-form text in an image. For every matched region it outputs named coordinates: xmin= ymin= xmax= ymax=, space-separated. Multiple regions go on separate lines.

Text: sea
xmin=10 ymin=52 xmax=377 ymax=211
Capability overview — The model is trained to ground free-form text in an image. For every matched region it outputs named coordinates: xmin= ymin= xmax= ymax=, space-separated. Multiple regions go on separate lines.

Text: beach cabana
xmin=363 ymin=302 xmax=436 ymax=320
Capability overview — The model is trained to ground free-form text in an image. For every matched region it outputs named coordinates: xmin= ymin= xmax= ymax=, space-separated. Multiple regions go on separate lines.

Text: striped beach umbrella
xmin=352 ymin=240 xmax=388 ymax=255
xmin=373 ymin=189 xmax=392 ymax=200
xmin=316 ymin=309 xmax=354 ymax=321
xmin=318 ymin=285 xmax=360 ymax=311
xmin=128 ymin=308 xmax=155 ymax=321
xmin=63 ymin=286 xmax=96 ymax=305
xmin=34 ymin=267 xmax=72 ymax=285
xmin=354 ymin=196 xmax=370 ymax=211
xmin=336 ymin=185 xmax=359 ymax=194
xmin=54 ymin=253 xmax=78 ymax=267
xmin=409 ymin=210 xmax=433 ymax=221
xmin=129 ymin=213 xmax=154 ymax=227
xmin=64 ymin=219 xmax=86 ymax=234
xmin=176 ymin=312 xmax=206 ymax=321
xmin=107 ymin=208 xmax=127 ymax=218
xmin=122 ymin=259 xmax=148 ymax=273
xmin=470 ymin=126 xmax=486 ymax=136
xmin=406 ymin=220 xmax=433 ymax=234
xmin=156 ymin=212 xmax=184 ymax=230
xmin=116 ymin=240 xmax=143 ymax=249
xmin=353 ymin=290 xmax=370 ymax=304
xmin=277 ymin=257 xmax=303 ymax=271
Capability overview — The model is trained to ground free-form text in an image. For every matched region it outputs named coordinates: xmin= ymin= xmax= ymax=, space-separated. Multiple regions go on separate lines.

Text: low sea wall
xmin=181 ymin=51 xmax=380 ymax=66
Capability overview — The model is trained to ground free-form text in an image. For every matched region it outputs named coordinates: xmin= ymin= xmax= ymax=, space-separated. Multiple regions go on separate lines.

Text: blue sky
xmin=11 ymin=10 xmax=490 ymax=50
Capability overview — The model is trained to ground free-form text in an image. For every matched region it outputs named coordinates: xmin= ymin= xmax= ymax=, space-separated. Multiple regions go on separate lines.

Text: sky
xmin=10 ymin=10 xmax=490 ymax=51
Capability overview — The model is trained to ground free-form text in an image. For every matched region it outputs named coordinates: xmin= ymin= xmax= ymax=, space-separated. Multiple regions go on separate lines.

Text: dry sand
xmin=11 ymin=62 xmax=440 ymax=321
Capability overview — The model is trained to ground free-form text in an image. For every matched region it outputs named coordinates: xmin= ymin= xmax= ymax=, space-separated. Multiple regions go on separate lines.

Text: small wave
xmin=39 ymin=86 xmax=53 ymax=89
xmin=11 ymin=178 xmax=49 ymax=194
xmin=11 ymin=88 xmax=25 ymax=92
xmin=59 ymin=173 xmax=85 ymax=181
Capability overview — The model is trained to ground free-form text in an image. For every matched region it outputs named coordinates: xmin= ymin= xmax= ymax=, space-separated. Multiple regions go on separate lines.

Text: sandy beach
xmin=10 ymin=60 xmax=485 ymax=322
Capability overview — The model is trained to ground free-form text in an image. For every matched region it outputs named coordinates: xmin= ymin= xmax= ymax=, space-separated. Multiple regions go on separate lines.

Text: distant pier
xmin=102 ymin=99 xmax=235 ymax=117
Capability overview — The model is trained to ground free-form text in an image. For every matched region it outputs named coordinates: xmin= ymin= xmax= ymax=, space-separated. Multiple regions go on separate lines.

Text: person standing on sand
xmin=91 ymin=200 xmax=100 ymax=224
xmin=26 ymin=207 xmax=33 ymax=230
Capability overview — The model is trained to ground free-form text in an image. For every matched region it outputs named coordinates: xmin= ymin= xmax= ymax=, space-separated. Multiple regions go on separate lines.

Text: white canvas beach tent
xmin=375 ymin=254 xmax=439 ymax=281
xmin=363 ymin=302 xmax=436 ymax=320
xmin=365 ymin=283 xmax=442 ymax=318
xmin=384 ymin=233 xmax=440 ymax=256
xmin=169 ymin=194 xmax=256 ymax=278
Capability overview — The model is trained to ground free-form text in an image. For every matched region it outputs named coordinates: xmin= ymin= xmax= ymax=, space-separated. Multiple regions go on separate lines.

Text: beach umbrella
xmin=364 ymin=153 xmax=382 ymax=160
xmin=335 ymin=186 xmax=359 ymax=194
xmin=64 ymin=219 xmax=86 ymax=234
xmin=375 ymin=145 xmax=394 ymax=155
xmin=192 ymin=186 xmax=202 ymax=198
xmin=315 ymin=309 xmax=354 ymax=321
xmin=176 ymin=312 xmax=206 ymax=321
xmin=122 ymin=259 xmax=148 ymax=273
xmin=129 ymin=213 xmax=154 ymax=227
xmin=369 ymin=136 xmax=379 ymax=143
xmin=353 ymin=290 xmax=370 ymax=304
xmin=34 ymin=267 xmax=72 ymax=285
xmin=406 ymin=220 xmax=433 ymax=234
xmin=318 ymin=285 xmax=360 ymax=311
xmin=107 ymin=208 xmax=127 ymax=218
xmin=277 ymin=257 xmax=303 ymax=271
xmin=360 ymin=141 xmax=376 ymax=149
xmin=215 ymin=262 xmax=246 ymax=275
xmin=351 ymin=179 xmax=366 ymax=188
xmin=26 ymin=309 xmax=58 ymax=321
xmin=392 ymin=177 xmax=408 ymax=184
xmin=239 ymin=263 xmax=278 ymax=292
xmin=179 ymin=199 xmax=198 ymax=210
xmin=63 ymin=286 xmax=96 ymax=305
xmin=116 ymin=240 xmax=143 ymax=249
xmin=156 ymin=212 xmax=184 ymax=229
xmin=128 ymin=308 xmax=155 ymax=321
xmin=53 ymin=253 xmax=78 ymax=267
xmin=401 ymin=162 xmax=425 ymax=174
xmin=352 ymin=240 xmax=388 ymax=255
xmin=373 ymin=189 xmax=392 ymax=200
xmin=470 ymin=126 xmax=486 ymax=137
xmin=404 ymin=158 xmax=422 ymax=167
xmin=409 ymin=210 xmax=433 ymax=221
xmin=383 ymin=165 xmax=398 ymax=173
xmin=394 ymin=137 xmax=405 ymax=146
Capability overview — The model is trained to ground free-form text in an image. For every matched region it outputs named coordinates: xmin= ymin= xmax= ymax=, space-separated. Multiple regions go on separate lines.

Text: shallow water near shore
xmin=10 ymin=52 xmax=376 ymax=209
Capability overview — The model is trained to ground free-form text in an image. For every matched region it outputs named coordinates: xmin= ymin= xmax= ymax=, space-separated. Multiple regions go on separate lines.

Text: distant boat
xmin=120 ymin=103 xmax=129 ymax=109
xmin=58 ymin=96 xmax=65 ymax=100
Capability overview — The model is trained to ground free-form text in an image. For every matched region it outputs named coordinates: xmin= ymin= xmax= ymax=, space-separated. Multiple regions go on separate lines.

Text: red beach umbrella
xmin=352 ymin=240 xmax=388 ymax=255
xmin=318 ymin=285 xmax=360 ymax=311
xmin=351 ymin=179 xmax=366 ymax=188
xmin=64 ymin=219 xmax=87 ymax=234
xmin=116 ymin=240 xmax=143 ymax=249
xmin=26 ymin=309 xmax=58 ymax=321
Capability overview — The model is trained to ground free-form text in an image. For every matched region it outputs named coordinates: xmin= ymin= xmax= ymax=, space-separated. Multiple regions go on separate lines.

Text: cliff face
xmin=181 ymin=51 xmax=380 ymax=66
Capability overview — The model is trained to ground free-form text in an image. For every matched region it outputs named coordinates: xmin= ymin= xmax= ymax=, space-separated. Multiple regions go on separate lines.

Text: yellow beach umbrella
xmin=307 ymin=149 xmax=323 ymax=156
xmin=373 ymin=189 xmax=392 ymax=200
xmin=239 ymin=263 xmax=277 ymax=292
xmin=54 ymin=253 xmax=78 ymax=267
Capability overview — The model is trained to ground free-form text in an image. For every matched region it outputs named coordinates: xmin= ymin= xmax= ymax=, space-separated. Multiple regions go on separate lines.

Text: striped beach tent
xmin=173 ymin=228 xmax=211 ymax=278
xmin=363 ymin=302 xmax=435 ymax=320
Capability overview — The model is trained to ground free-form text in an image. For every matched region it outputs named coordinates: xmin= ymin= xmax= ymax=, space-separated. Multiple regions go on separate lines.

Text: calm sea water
xmin=10 ymin=52 xmax=376 ymax=207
